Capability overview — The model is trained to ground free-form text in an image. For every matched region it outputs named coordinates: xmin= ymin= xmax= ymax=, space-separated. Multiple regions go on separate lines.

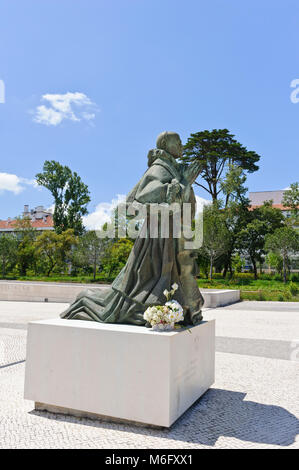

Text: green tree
xmin=14 ymin=217 xmax=37 ymax=276
xmin=72 ymin=230 xmax=107 ymax=280
xmin=282 ymin=182 xmax=299 ymax=222
xmin=237 ymin=219 xmax=265 ymax=280
xmin=199 ymin=202 xmax=230 ymax=279
xmin=265 ymin=227 xmax=299 ymax=283
xmin=265 ymin=252 xmax=283 ymax=276
xmin=220 ymin=164 xmax=249 ymax=208
xmin=221 ymin=200 xmax=251 ymax=278
xmin=182 ymin=129 xmax=260 ymax=202
xmin=102 ymin=238 xmax=133 ymax=278
xmin=237 ymin=202 xmax=284 ymax=279
xmin=36 ymin=160 xmax=91 ymax=235
xmin=0 ymin=234 xmax=18 ymax=277
xmin=34 ymin=229 xmax=77 ymax=277
xmin=231 ymin=253 xmax=245 ymax=274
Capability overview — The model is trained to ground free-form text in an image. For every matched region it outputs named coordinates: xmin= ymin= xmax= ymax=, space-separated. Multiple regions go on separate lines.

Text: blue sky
xmin=0 ymin=0 xmax=298 ymax=225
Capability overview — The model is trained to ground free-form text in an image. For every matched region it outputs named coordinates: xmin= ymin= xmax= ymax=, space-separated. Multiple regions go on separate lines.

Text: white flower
xmin=171 ymin=283 xmax=178 ymax=291
xmin=163 ymin=289 xmax=169 ymax=298
xmin=144 ymin=299 xmax=184 ymax=328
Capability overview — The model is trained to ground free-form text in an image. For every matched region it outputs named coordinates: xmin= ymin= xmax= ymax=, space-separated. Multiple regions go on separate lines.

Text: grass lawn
xmin=1 ymin=274 xmax=114 ymax=284
xmin=1 ymin=273 xmax=299 ymax=302
xmin=197 ymin=277 xmax=299 ymax=302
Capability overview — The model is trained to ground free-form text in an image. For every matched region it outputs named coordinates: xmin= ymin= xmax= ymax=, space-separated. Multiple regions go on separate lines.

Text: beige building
xmin=0 ymin=205 xmax=54 ymax=233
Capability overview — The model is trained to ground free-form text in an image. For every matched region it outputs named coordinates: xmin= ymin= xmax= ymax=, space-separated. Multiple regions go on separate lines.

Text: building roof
xmin=250 ymin=203 xmax=289 ymax=211
xmin=249 ymin=190 xmax=299 ymax=212
xmin=249 ymin=190 xmax=286 ymax=206
xmin=0 ymin=214 xmax=54 ymax=231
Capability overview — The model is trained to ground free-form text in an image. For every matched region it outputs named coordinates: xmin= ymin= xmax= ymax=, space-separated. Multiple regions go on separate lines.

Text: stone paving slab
xmin=0 ymin=329 xmax=26 ymax=368
xmin=0 ymin=300 xmax=298 ymax=449
xmin=0 ymin=349 xmax=298 ymax=449
xmin=222 ymin=300 xmax=299 ymax=312
xmin=216 ymin=336 xmax=298 ymax=361
xmin=0 ymin=301 xmax=68 ymax=329
xmin=205 ymin=302 xmax=299 ymax=341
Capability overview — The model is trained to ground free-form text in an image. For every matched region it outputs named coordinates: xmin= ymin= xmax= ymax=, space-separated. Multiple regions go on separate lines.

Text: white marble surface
xmin=24 ymin=318 xmax=215 ymax=427
xmin=201 ymin=289 xmax=240 ymax=307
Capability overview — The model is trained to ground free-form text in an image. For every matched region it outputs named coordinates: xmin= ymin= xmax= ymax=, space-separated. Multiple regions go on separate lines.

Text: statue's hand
xmin=166 ymin=178 xmax=182 ymax=204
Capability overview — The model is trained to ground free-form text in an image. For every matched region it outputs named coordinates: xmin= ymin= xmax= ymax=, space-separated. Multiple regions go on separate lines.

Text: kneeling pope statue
xmin=61 ymin=131 xmax=204 ymax=326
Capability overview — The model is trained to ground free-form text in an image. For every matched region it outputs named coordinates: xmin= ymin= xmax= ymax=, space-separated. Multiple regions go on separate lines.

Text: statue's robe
xmin=61 ymin=150 xmax=204 ymax=326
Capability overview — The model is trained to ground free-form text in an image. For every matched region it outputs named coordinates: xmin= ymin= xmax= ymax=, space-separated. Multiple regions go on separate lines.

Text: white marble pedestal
xmin=24 ymin=318 xmax=215 ymax=428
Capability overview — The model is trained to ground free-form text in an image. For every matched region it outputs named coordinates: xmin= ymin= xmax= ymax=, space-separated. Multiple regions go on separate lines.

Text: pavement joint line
xmin=0 ymin=359 xmax=25 ymax=370
xmin=215 ymin=336 xmax=297 ymax=361
xmin=0 ymin=323 xmax=27 ymax=330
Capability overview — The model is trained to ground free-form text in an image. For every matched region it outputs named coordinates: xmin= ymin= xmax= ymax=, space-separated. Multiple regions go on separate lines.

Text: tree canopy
xmin=237 ymin=202 xmax=284 ymax=279
xmin=182 ymin=129 xmax=260 ymax=202
xmin=265 ymin=226 xmax=299 ymax=283
xmin=282 ymin=182 xmax=299 ymax=222
xmin=36 ymin=160 xmax=91 ymax=236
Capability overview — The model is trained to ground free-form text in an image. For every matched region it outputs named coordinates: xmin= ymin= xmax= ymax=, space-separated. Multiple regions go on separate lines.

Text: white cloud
xmin=0 ymin=172 xmax=35 ymax=195
xmin=83 ymin=195 xmax=126 ymax=230
xmin=33 ymin=92 xmax=98 ymax=126
xmin=47 ymin=204 xmax=55 ymax=214
xmin=83 ymin=194 xmax=211 ymax=231
xmin=195 ymin=195 xmax=211 ymax=214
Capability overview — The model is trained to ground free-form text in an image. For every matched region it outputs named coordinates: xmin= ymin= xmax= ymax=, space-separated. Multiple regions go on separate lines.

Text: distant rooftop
xmin=249 ymin=190 xmax=285 ymax=207
xmin=0 ymin=205 xmax=54 ymax=232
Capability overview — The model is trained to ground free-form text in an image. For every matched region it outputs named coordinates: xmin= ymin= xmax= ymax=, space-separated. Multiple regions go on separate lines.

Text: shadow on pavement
xmin=29 ymin=388 xmax=299 ymax=447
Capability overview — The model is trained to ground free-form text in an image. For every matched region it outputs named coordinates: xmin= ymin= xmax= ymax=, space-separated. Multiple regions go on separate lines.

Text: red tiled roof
xmin=0 ymin=215 xmax=54 ymax=230
xmin=249 ymin=204 xmax=295 ymax=211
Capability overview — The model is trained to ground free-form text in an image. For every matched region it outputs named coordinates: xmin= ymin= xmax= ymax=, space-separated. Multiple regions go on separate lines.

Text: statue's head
xmin=156 ymin=131 xmax=182 ymax=159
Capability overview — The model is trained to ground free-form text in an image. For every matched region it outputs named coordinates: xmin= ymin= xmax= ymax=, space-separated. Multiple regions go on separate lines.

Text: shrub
xmin=290 ymin=273 xmax=299 ymax=282
xmin=284 ymin=291 xmax=292 ymax=301
xmin=258 ymin=290 xmax=266 ymax=301
xmin=210 ymin=272 xmax=223 ymax=279
xmin=235 ymin=273 xmax=255 ymax=280
xmin=289 ymin=282 xmax=298 ymax=296
xmin=278 ymin=294 xmax=284 ymax=301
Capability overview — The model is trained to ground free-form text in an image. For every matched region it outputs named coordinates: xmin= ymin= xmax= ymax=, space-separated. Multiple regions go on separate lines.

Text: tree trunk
xmin=209 ymin=255 xmax=213 ymax=280
xmin=223 ymin=262 xmax=228 ymax=278
xmin=47 ymin=259 xmax=55 ymax=277
xmin=229 ymin=262 xmax=233 ymax=279
xmin=251 ymin=257 xmax=257 ymax=280
xmin=1 ymin=256 xmax=5 ymax=278
xmin=283 ymin=255 xmax=287 ymax=283
xmin=20 ymin=263 xmax=27 ymax=277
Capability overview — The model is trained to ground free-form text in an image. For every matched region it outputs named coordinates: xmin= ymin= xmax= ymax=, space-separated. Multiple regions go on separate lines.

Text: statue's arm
xmin=183 ymin=161 xmax=201 ymax=185
xmin=134 ymin=166 xmax=179 ymax=204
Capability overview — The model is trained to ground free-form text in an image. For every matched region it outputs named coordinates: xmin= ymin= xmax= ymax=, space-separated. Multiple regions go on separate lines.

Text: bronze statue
xmin=61 ymin=131 xmax=204 ymax=325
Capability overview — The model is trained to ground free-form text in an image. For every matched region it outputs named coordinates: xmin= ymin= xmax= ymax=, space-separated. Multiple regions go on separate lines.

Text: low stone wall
xmin=200 ymin=289 xmax=240 ymax=308
xmin=0 ymin=281 xmax=106 ymax=303
xmin=0 ymin=281 xmax=240 ymax=308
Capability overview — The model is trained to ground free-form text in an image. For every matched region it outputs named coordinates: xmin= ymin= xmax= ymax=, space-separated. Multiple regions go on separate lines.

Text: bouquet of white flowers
xmin=143 ymin=284 xmax=184 ymax=331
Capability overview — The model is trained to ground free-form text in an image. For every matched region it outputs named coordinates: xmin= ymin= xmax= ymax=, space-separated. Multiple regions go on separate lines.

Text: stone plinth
xmin=24 ymin=318 xmax=215 ymax=428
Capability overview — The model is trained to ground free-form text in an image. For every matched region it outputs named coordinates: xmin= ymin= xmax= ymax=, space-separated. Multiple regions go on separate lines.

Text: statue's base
xmin=24 ymin=319 xmax=215 ymax=428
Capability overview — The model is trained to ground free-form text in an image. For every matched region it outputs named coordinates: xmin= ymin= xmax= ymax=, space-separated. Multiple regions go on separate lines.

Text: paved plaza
xmin=0 ymin=300 xmax=298 ymax=449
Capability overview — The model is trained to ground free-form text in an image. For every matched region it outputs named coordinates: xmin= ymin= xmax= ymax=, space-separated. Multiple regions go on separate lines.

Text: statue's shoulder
xmin=142 ymin=161 xmax=172 ymax=184
xmin=152 ymin=157 xmax=182 ymax=181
